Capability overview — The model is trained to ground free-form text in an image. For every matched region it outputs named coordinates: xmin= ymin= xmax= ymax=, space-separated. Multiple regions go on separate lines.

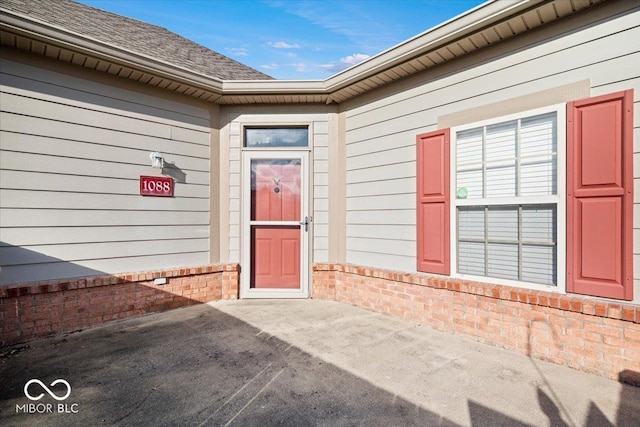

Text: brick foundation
xmin=313 ymin=263 xmax=640 ymax=382
xmin=0 ymin=264 xmax=239 ymax=347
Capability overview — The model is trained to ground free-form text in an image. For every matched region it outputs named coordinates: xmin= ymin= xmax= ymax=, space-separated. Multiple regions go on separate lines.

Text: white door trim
xmin=241 ymin=151 xmax=310 ymax=298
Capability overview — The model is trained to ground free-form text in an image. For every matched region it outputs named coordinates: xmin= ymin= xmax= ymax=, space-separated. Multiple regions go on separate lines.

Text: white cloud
xmin=268 ymin=41 xmax=301 ymax=49
xmin=288 ymin=62 xmax=308 ymax=72
xmin=341 ymin=53 xmax=370 ymax=66
xmin=228 ymin=47 xmax=248 ymax=56
xmin=320 ymin=53 xmax=370 ymax=73
xmin=261 ymin=63 xmax=279 ymax=70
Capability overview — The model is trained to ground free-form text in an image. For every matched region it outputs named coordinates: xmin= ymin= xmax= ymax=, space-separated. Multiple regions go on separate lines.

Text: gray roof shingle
xmin=1 ymin=0 xmax=273 ymax=80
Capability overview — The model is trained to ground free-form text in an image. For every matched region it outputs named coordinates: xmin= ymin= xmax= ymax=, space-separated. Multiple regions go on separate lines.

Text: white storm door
xmin=241 ymin=151 xmax=310 ymax=298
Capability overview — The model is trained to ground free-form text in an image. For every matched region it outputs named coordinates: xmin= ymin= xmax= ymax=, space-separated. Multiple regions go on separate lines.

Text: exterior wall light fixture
xmin=150 ymin=151 xmax=164 ymax=169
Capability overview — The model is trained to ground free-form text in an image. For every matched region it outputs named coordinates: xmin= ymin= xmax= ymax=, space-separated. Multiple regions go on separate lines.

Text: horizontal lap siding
xmin=344 ymin=4 xmax=640 ymax=293
xmin=0 ymin=60 xmax=211 ymax=285
xmin=313 ymin=121 xmax=330 ymax=262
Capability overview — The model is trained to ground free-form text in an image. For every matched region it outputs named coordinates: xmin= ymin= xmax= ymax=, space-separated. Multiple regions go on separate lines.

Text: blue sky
xmin=76 ymin=0 xmax=486 ymax=80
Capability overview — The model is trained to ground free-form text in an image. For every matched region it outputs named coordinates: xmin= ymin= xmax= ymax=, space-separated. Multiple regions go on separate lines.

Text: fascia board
xmin=0 ymin=10 xmax=225 ymax=93
xmin=323 ymin=0 xmax=543 ymax=91
xmin=222 ymin=80 xmax=326 ymax=94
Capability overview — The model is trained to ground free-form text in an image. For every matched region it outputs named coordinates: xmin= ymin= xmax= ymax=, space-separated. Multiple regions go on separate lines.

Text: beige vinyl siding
xmin=221 ymin=107 xmax=333 ymax=264
xmin=342 ymin=2 xmax=640 ymax=302
xmin=0 ymin=59 xmax=211 ymax=285
xmin=312 ymin=120 xmax=330 ymax=262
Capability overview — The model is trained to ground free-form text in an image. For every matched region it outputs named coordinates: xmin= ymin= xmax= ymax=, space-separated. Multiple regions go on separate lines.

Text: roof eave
xmin=1 ymin=0 xmax=606 ymax=105
xmin=0 ymin=9 xmax=225 ymax=95
xmin=324 ymin=0 xmax=544 ymax=92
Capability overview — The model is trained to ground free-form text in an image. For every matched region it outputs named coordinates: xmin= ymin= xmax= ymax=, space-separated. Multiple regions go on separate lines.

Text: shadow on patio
xmin=1 ymin=300 xmax=638 ymax=426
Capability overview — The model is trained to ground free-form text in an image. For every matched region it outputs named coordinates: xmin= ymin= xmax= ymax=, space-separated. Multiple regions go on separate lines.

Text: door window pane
xmin=251 ymin=159 xmax=301 ymax=221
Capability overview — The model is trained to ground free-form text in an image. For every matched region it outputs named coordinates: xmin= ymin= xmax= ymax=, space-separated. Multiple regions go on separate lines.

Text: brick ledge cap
xmin=0 ymin=264 xmax=240 ymax=298
xmin=313 ymin=263 xmax=639 ymax=324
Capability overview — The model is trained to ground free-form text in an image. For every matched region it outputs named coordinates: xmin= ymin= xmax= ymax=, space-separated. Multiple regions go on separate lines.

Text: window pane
xmin=457 ymin=128 xmax=483 ymax=165
xmin=486 ymin=121 xmax=516 ymax=163
xmin=457 ymin=168 xmax=483 ymax=199
xmin=486 ymin=164 xmax=516 ymax=198
xmin=485 ymin=121 xmax=516 ymax=198
xmin=522 ymin=245 xmax=556 ymax=285
xmin=245 ymin=128 xmax=309 ymax=147
xmin=520 ymin=113 xmax=556 ymax=157
xmin=458 ymin=207 xmax=484 ymax=240
xmin=522 ymin=205 xmax=556 ymax=243
xmin=487 ymin=243 xmax=519 ymax=280
xmin=521 ymin=113 xmax=556 ymax=196
xmin=458 ymin=241 xmax=485 ymax=275
xmin=487 ymin=206 xmax=518 ymax=241
xmin=521 ymin=159 xmax=556 ymax=195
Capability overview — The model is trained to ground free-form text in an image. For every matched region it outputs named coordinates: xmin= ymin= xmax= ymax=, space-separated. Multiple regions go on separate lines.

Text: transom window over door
xmin=245 ymin=127 xmax=309 ymax=148
xmin=452 ymin=107 xmax=565 ymax=289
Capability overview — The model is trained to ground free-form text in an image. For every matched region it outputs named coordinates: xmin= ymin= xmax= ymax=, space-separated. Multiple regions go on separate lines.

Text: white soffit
xmin=0 ymin=0 xmax=606 ymax=105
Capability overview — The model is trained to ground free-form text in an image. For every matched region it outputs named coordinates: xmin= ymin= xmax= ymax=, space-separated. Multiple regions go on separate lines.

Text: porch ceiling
xmin=0 ymin=0 xmax=604 ymax=105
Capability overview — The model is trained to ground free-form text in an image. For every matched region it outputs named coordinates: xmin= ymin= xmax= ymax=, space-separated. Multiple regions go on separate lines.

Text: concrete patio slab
xmin=1 ymin=299 xmax=639 ymax=426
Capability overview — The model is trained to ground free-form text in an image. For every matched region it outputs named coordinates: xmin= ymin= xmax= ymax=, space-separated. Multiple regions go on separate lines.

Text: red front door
xmin=250 ymin=159 xmax=302 ymax=289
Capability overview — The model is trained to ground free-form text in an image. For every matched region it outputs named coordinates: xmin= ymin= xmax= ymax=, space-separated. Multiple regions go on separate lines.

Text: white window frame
xmin=450 ymin=104 xmax=566 ymax=293
xmin=242 ymin=123 xmax=313 ymax=151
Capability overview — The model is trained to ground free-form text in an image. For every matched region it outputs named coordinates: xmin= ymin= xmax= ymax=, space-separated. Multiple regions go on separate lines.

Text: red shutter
xmin=416 ymin=129 xmax=450 ymax=274
xmin=567 ymin=90 xmax=633 ymax=300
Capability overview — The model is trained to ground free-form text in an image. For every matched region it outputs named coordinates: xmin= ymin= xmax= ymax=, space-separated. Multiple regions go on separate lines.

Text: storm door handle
xmin=299 ymin=216 xmax=312 ymax=232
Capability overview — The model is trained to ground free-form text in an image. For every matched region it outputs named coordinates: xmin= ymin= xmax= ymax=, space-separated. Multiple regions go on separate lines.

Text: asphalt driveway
xmin=1 ymin=299 xmax=639 ymax=426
